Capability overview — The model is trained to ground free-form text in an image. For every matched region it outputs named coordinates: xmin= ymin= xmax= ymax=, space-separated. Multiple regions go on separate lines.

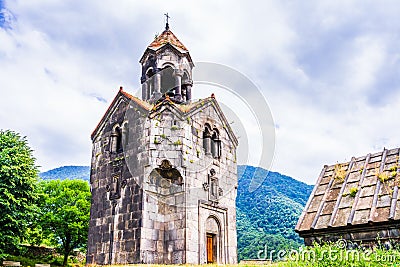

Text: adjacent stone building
xmin=86 ymin=23 xmax=238 ymax=265
xmin=296 ymin=147 xmax=400 ymax=247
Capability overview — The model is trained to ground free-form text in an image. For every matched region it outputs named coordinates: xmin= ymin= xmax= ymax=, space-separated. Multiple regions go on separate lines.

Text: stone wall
xmin=87 ymin=96 xmax=148 ymax=265
xmin=87 ymin=95 xmax=238 ymax=265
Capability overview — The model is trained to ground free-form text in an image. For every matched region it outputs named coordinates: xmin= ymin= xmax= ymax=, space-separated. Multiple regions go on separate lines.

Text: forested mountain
xmin=39 ymin=166 xmax=90 ymax=181
xmin=39 ymin=165 xmax=313 ymax=261
xmin=236 ymin=165 xmax=313 ymax=260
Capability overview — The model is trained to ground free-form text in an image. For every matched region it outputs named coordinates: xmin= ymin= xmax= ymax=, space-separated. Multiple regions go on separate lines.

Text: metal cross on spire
xmin=164 ymin=13 xmax=170 ymax=30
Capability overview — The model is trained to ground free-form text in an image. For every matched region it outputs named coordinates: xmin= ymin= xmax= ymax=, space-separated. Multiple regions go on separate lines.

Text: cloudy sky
xmin=2 ymin=0 xmax=400 ymax=184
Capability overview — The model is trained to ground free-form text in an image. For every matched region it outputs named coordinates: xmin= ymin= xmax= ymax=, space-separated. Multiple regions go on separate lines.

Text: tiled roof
xmin=148 ymin=29 xmax=188 ymax=52
xmin=91 ymin=88 xmax=152 ymax=139
xmin=120 ymin=89 xmax=153 ymax=110
xmin=296 ymin=147 xmax=400 ymax=233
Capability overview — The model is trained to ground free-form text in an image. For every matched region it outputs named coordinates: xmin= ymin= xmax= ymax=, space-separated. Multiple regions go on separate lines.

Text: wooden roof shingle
xmin=296 ymin=148 xmax=400 ymax=234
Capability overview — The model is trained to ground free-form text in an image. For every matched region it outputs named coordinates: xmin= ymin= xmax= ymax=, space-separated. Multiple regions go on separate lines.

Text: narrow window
xmin=203 ymin=124 xmax=212 ymax=155
xmin=211 ymin=129 xmax=221 ymax=159
xmin=111 ymin=125 xmax=123 ymax=153
xmin=116 ymin=127 xmax=123 ymax=152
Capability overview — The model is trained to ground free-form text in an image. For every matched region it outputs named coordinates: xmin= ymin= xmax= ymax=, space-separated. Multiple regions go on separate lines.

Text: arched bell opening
xmin=160 ymin=66 xmax=176 ymax=96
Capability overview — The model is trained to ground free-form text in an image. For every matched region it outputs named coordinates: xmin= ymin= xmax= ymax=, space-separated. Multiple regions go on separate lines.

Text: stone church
xmin=86 ymin=22 xmax=238 ymax=265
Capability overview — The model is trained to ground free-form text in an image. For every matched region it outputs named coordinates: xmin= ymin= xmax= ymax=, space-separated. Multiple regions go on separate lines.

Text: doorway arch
xmin=205 ymin=216 xmax=221 ymax=264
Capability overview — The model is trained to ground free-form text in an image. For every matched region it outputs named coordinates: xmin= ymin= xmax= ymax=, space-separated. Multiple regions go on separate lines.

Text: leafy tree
xmin=37 ymin=179 xmax=90 ymax=266
xmin=0 ymin=130 xmax=39 ymax=256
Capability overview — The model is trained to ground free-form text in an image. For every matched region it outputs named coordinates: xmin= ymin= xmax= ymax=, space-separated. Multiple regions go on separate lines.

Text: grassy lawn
xmin=5 ymin=243 xmax=400 ymax=267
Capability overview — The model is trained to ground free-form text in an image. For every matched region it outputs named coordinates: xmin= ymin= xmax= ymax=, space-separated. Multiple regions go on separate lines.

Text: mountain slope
xmin=236 ymin=165 xmax=313 ymax=260
xmin=39 ymin=166 xmax=90 ymax=181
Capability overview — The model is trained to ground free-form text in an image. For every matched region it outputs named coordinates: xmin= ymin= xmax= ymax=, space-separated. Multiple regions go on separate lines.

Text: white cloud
xmin=2 ymin=0 xmax=400 ymax=184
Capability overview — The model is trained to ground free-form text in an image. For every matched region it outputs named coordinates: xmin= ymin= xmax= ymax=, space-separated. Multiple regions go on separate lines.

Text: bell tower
xmin=87 ymin=20 xmax=238 ymax=265
xmin=139 ymin=20 xmax=193 ymax=103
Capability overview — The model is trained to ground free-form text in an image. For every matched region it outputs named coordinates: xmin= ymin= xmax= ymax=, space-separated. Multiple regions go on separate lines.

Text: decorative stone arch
xmin=160 ymin=62 xmax=177 ymax=69
xmin=205 ymin=215 xmax=222 ymax=264
xmin=148 ymin=159 xmax=184 ymax=196
xmin=145 ymin=67 xmax=155 ymax=79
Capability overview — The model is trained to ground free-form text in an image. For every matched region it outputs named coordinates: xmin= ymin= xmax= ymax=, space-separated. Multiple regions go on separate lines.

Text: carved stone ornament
xmin=160 ymin=159 xmax=172 ymax=170
xmin=209 ymin=168 xmax=216 ymax=177
xmin=203 ymin=182 xmax=209 ymax=191
xmin=218 ymin=188 xmax=223 ymax=196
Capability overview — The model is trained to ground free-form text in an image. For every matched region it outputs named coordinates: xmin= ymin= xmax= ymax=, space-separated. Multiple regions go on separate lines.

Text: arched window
xmin=211 ymin=129 xmax=221 ymax=159
xmin=203 ymin=124 xmax=212 ymax=155
xmin=111 ymin=125 xmax=123 ymax=153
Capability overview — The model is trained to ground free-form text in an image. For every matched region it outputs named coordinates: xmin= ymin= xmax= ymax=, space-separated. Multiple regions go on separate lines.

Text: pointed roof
xmin=148 ymin=29 xmax=188 ymax=53
xmin=139 ymin=27 xmax=193 ymax=64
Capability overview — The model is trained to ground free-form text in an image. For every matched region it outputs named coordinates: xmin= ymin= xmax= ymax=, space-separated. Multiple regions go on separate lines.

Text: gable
xmin=91 ymin=88 xmax=151 ymax=140
xmin=296 ymin=147 xmax=400 ymax=234
xmin=149 ymin=96 xmax=238 ymax=147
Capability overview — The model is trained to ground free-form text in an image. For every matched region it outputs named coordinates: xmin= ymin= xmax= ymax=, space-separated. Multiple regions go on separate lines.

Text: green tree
xmin=0 ymin=130 xmax=39 ymax=256
xmin=38 ymin=179 xmax=90 ymax=266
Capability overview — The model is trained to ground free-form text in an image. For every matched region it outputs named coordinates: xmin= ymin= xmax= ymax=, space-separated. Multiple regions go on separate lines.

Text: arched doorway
xmin=205 ymin=216 xmax=220 ymax=264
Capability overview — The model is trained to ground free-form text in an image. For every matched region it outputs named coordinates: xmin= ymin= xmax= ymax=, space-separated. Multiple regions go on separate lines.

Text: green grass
xmin=5 ymin=243 xmax=400 ymax=267
xmin=4 ymin=254 xmax=66 ymax=267
xmin=2 ymin=246 xmax=85 ymax=267
xmin=270 ymin=242 xmax=400 ymax=267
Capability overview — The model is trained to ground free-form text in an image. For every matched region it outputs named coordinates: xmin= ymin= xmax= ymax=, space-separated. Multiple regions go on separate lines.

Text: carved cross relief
xmin=203 ymin=168 xmax=223 ymax=202
xmin=106 ymin=165 xmax=127 ymax=206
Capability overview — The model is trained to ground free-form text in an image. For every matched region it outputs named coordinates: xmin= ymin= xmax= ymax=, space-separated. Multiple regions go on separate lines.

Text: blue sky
xmin=2 ymin=1 xmax=400 ymax=184
xmin=0 ymin=0 xmax=5 ymax=27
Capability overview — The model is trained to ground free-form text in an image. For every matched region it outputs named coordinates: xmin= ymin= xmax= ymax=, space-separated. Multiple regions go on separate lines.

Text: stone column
xmin=153 ymin=71 xmax=162 ymax=100
xmin=174 ymin=69 xmax=183 ymax=102
xmin=186 ymin=82 xmax=192 ymax=101
xmin=141 ymin=78 xmax=148 ymax=100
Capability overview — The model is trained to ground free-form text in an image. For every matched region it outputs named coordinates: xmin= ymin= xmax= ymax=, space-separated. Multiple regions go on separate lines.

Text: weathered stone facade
xmin=86 ymin=25 xmax=238 ymax=265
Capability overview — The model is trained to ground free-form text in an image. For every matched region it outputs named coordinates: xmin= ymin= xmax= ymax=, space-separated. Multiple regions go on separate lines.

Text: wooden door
xmin=207 ymin=234 xmax=214 ymax=263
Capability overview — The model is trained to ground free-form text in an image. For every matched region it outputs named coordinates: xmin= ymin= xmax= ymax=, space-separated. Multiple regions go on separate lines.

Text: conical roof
xmin=147 ymin=29 xmax=188 ymax=53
